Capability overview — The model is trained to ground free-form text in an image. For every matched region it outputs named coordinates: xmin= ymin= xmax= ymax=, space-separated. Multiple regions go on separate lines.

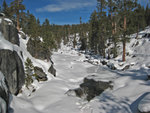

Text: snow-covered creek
xmin=10 ymin=51 xmax=150 ymax=113
xmin=10 ymin=52 xmax=99 ymax=113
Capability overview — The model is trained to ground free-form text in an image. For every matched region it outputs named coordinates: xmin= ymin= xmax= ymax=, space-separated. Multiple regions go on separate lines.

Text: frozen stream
xmin=10 ymin=52 xmax=98 ymax=113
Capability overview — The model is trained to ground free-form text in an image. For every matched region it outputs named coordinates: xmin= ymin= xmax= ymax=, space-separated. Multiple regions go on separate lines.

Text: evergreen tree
xmin=42 ymin=19 xmax=56 ymax=57
xmin=79 ymin=17 xmax=87 ymax=51
xmin=119 ymin=0 xmax=137 ymax=61
xmin=97 ymin=0 xmax=107 ymax=57
xmin=10 ymin=0 xmax=26 ymax=31
xmin=73 ymin=33 xmax=77 ymax=48
xmin=89 ymin=10 xmax=99 ymax=54
xmin=145 ymin=4 xmax=150 ymax=26
xmin=134 ymin=4 xmax=146 ymax=38
xmin=2 ymin=0 xmax=11 ymax=17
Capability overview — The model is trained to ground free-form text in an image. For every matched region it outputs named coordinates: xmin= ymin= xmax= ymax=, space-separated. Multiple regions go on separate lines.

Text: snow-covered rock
xmin=67 ymin=76 xmax=113 ymax=101
xmin=138 ymin=93 xmax=150 ymax=113
xmin=0 ymin=18 xmax=19 ymax=46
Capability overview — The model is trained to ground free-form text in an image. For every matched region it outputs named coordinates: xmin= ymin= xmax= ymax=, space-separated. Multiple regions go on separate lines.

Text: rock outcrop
xmin=48 ymin=64 xmax=56 ymax=77
xmin=34 ymin=66 xmax=47 ymax=81
xmin=67 ymin=76 xmax=113 ymax=101
xmin=0 ymin=71 xmax=9 ymax=113
xmin=0 ymin=18 xmax=19 ymax=46
xmin=0 ymin=49 xmax=25 ymax=95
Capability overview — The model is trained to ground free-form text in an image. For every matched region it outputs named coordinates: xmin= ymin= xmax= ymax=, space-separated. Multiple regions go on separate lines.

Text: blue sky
xmin=0 ymin=0 xmax=149 ymax=25
xmin=24 ymin=0 xmax=97 ymax=25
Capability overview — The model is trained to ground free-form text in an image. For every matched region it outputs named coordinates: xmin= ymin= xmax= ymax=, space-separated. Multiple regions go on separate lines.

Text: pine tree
xmin=97 ymin=0 xmax=107 ymax=57
xmin=79 ymin=17 xmax=87 ymax=51
xmin=145 ymin=4 xmax=150 ymax=26
xmin=10 ymin=0 xmax=25 ymax=31
xmin=25 ymin=58 xmax=34 ymax=88
xmin=2 ymin=0 xmax=11 ymax=17
xmin=119 ymin=0 xmax=137 ymax=61
xmin=89 ymin=10 xmax=99 ymax=54
xmin=134 ymin=4 xmax=146 ymax=38
xmin=42 ymin=19 xmax=56 ymax=57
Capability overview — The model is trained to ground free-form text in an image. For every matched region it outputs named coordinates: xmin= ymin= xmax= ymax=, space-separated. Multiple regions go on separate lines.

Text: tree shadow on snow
xmin=113 ymin=67 xmax=148 ymax=81
xmin=97 ymin=93 xmax=132 ymax=113
xmin=8 ymin=95 xmax=14 ymax=113
xmin=130 ymin=92 xmax=150 ymax=113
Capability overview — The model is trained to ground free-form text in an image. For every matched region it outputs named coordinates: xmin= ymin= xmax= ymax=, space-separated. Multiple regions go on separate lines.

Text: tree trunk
xmin=111 ymin=12 xmax=115 ymax=35
xmin=122 ymin=41 xmax=126 ymax=62
xmin=17 ymin=1 xmax=20 ymax=31
xmin=124 ymin=16 xmax=127 ymax=30
xmin=17 ymin=13 xmax=20 ymax=31
xmin=115 ymin=22 xmax=117 ymax=33
xmin=122 ymin=16 xmax=126 ymax=62
xmin=136 ymin=24 xmax=139 ymax=39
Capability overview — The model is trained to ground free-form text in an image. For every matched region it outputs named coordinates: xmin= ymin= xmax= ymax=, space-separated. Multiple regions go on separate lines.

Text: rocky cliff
xmin=0 ymin=17 xmax=25 ymax=113
xmin=0 ymin=16 xmax=56 ymax=113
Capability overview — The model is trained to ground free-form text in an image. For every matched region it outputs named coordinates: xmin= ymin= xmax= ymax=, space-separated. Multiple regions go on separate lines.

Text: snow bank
xmin=0 ymin=97 xmax=6 ymax=113
xmin=0 ymin=32 xmax=14 ymax=51
xmin=138 ymin=93 xmax=150 ymax=113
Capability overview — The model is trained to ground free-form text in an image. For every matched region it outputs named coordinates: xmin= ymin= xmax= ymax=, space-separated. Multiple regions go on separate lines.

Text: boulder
xmin=0 ymin=49 xmax=25 ymax=95
xmin=67 ymin=77 xmax=113 ymax=101
xmin=27 ymin=38 xmax=50 ymax=60
xmin=107 ymin=63 xmax=116 ymax=70
xmin=101 ymin=60 xmax=107 ymax=65
xmin=122 ymin=65 xmax=130 ymax=71
xmin=48 ymin=64 xmax=56 ymax=77
xmin=34 ymin=66 xmax=47 ymax=81
xmin=0 ymin=18 xmax=19 ymax=46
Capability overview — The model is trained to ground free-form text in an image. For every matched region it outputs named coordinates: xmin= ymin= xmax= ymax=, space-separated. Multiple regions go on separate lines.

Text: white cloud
xmin=36 ymin=0 xmax=96 ymax=12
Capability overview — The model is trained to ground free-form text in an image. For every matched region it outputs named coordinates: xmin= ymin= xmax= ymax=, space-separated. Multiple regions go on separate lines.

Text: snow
xmin=138 ymin=93 xmax=150 ymax=113
xmin=0 ymin=97 xmax=6 ymax=113
xmin=0 ymin=32 xmax=14 ymax=51
xmin=0 ymin=18 xmax=2 ymax=23
xmin=9 ymin=26 xmax=150 ymax=113
xmin=0 ymin=19 xmax=149 ymax=113
xmin=4 ymin=18 xmax=13 ymax=25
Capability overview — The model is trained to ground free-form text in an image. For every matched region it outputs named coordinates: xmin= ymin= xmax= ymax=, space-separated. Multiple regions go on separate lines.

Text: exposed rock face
xmin=34 ymin=66 xmax=47 ymax=81
xmin=48 ymin=64 xmax=56 ymax=77
xmin=0 ymin=49 xmax=25 ymax=95
xmin=27 ymin=38 xmax=50 ymax=60
xmin=0 ymin=18 xmax=19 ymax=46
xmin=67 ymin=77 xmax=113 ymax=101
xmin=0 ymin=71 xmax=9 ymax=113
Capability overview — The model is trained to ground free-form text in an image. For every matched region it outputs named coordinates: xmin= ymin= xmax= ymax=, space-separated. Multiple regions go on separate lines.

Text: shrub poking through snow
xmin=25 ymin=58 xmax=34 ymax=88
xmin=25 ymin=58 xmax=48 ymax=88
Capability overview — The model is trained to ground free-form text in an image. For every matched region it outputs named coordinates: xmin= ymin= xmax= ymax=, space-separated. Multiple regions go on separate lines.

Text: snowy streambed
xmin=10 ymin=52 xmax=96 ymax=113
xmin=10 ymin=51 xmax=150 ymax=113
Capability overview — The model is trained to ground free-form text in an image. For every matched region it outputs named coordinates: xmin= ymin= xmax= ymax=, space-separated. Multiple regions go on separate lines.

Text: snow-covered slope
xmin=9 ymin=24 xmax=150 ymax=113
